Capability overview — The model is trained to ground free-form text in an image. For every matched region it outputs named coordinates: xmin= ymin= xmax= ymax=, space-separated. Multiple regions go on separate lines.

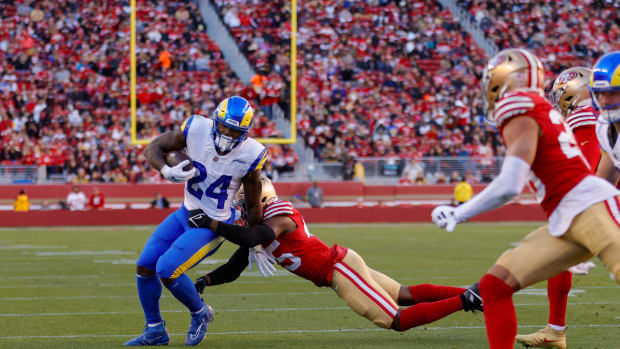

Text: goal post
xmin=130 ymin=0 xmax=297 ymax=146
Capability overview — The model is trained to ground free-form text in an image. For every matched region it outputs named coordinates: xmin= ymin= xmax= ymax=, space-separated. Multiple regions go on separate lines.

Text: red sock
xmin=397 ymin=295 xmax=463 ymax=331
xmin=479 ymin=274 xmax=516 ymax=349
xmin=547 ymin=270 xmax=571 ymax=327
xmin=408 ymin=284 xmax=466 ymax=303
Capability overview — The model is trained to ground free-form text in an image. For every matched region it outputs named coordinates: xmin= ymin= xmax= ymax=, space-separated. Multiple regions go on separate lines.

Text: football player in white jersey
xmin=124 ymin=96 xmax=267 ymax=346
xmin=592 ymin=51 xmax=620 ymax=187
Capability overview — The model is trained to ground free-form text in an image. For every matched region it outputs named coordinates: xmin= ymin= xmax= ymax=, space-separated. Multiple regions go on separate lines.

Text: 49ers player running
xmin=431 ymin=48 xmax=620 ymax=349
xmin=516 ymin=67 xmax=601 ymax=349
xmin=189 ymin=177 xmax=483 ymax=332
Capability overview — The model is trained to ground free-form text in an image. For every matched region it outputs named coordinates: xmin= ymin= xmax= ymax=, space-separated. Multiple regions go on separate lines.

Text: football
xmin=165 ymin=151 xmax=193 ymax=171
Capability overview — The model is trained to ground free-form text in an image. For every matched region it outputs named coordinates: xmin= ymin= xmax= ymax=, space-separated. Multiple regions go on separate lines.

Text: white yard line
xmin=0 ymin=306 xmax=348 ymax=317
xmin=0 ymin=291 xmax=331 ymax=301
xmin=2 ymin=301 xmax=620 ymax=317
xmin=1 ymin=324 xmax=619 ymax=340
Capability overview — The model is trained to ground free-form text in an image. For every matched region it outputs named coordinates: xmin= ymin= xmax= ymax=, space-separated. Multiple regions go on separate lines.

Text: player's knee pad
xmin=137 ymin=247 xmax=162 ymax=272
xmin=598 ymin=243 xmax=620 ymax=285
xmin=155 ymin=256 xmax=176 ymax=279
xmin=372 ymin=315 xmax=393 ymax=329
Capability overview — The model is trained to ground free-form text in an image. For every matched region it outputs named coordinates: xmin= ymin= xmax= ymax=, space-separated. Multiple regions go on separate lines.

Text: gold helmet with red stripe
xmin=550 ymin=67 xmax=592 ymax=116
xmin=234 ymin=177 xmax=278 ymax=223
xmin=481 ymin=48 xmax=544 ymax=122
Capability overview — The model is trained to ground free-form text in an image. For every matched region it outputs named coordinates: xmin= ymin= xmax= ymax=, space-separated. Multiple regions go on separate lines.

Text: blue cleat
xmin=124 ymin=321 xmax=170 ymax=346
xmin=185 ymin=304 xmax=214 ymax=346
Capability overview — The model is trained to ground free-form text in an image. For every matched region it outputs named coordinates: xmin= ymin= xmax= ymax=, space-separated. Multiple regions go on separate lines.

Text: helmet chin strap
xmin=214 ymin=133 xmax=236 ymax=153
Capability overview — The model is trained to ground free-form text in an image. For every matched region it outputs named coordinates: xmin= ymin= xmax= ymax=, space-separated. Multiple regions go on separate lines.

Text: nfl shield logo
xmin=213 ymin=157 xmax=219 ymax=162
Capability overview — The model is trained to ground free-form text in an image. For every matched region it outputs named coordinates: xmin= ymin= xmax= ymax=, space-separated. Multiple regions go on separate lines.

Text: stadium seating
xmin=213 ymin=0 xmax=504 ymax=165
xmin=458 ymin=0 xmax=620 ymax=77
xmin=0 ymin=0 xmax=294 ymax=183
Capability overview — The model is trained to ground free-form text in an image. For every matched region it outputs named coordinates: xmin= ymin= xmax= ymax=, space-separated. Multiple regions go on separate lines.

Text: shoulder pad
xmin=494 ymin=94 xmax=536 ymax=128
xmin=264 ymin=200 xmax=295 ymax=220
xmin=566 ymin=107 xmax=597 ymax=131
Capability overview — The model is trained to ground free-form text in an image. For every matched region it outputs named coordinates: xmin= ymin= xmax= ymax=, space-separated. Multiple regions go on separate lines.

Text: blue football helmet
xmin=211 ymin=96 xmax=254 ymax=153
xmin=589 ymin=51 xmax=620 ymax=123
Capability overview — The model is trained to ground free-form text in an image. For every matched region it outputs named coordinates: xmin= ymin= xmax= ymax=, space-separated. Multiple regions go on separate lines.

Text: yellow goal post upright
xmin=130 ymin=0 xmax=297 ymax=146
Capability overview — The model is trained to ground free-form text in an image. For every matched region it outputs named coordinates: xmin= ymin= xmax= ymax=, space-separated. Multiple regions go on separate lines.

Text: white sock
xmin=548 ymin=323 xmax=565 ymax=331
xmin=147 ymin=322 xmax=162 ymax=328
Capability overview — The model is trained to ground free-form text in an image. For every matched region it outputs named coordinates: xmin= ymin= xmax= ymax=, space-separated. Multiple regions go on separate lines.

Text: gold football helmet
xmin=481 ymin=48 xmax=544 ymax=122
xmin=549 ymin=67 xmax=591 ymax=116
xmin=234 ymin=177 xmax=278 ymax=223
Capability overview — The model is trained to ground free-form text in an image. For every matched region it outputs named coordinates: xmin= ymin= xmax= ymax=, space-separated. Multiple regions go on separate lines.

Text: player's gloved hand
xmin=160 ymin=161 xmax=196 ymax=183
xmin=188 ymin=209 xmax=213 ymax=229
xmin=194 ymin=275 xmax=209 ymax=294
xmin=248 ymin=246 xmax=276 ymax=278
xmin=431 ymin=205 xmax=458 ymax=232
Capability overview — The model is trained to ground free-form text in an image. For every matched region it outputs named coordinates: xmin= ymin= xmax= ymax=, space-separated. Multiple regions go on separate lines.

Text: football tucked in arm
xmin=164 ymin=151 xmax=193 ymax=171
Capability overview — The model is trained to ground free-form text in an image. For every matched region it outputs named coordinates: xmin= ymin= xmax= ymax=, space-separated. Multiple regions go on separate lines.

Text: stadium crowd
xmin=1 ymin=0 xmax=617 ymax=184
xmin=0 ymin=0 xmax=295 ymax=183
xmin=215 ymin=0 xmax=504 ymax=165
xmin=459 ymin=0 xmax=620 ymax=76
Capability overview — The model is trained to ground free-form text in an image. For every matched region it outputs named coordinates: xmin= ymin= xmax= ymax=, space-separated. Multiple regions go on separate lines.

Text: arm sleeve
xmin=454 ymin=156 xmax=530 ymax=222
xmin=214 ymin=221 xmax=276 ymax=247
xmin=206 ymin=247 xmax=249 ymax=286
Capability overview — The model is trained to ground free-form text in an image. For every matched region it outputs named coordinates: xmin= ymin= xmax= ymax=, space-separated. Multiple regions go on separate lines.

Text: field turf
xmin=0 ymin=223 xmax=618 ymax=348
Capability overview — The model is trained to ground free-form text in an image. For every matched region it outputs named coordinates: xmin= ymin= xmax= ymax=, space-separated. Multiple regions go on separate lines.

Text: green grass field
xmin=0 ymin=223 xmax=618 ymax=349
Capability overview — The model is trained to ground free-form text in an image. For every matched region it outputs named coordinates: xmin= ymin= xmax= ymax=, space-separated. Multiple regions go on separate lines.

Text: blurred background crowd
xmin=0 ymin=0 xmax=618 ymax=184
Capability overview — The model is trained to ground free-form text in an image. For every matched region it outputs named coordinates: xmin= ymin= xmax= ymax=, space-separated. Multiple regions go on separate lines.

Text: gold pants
xmin=330 ymin=249 xmax=402 ymax=328
xmin=496 ymin=198 xmax=620 ymax=287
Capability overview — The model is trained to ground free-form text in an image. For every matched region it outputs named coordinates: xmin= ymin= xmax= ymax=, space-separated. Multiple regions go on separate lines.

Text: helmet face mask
xmin=550 ymin=67 xmax=591 ymax=116
xmin=211 ymin=96 xmax=254 ymax=153
xmin=589 ymin=51 xmax=620 ymax=124
xmin=590 ymin=90 xmax=620 ymax=124
xmin=212 ymin=121 xmax=245 ymax=153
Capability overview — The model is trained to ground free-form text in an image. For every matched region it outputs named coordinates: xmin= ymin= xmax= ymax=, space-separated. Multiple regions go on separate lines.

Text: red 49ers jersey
xmin=495 ymin=90 xmax=591 ymax=217
xmin=261 ymin=200 xmax=347 ymax=287
xmin=565 ymin=104 xmax=600 ymax=170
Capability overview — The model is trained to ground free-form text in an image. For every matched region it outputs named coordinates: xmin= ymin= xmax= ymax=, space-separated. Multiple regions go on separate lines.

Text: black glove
xmin=188 ymin=209 xmax=213 ymax=228
xmin=194 ymin=276 xmax=209 ymax=294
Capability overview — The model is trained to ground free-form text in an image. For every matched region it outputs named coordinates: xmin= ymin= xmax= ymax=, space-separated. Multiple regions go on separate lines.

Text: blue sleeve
xmin=246 ymin=147 xmax=267 ymax=175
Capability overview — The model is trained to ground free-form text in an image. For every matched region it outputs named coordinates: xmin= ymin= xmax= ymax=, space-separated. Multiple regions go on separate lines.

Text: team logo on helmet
xmin=557 ymin=71 xmax=578 ymax=84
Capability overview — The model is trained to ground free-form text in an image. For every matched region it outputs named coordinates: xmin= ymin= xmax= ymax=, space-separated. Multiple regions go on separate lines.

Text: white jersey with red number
xmin=261 ymin=200 xmax=347 ymax=287
xmin=565 ymin=103 xmax=600 ymax=170
xmin=495 ymin=89 xmax=619 ymax=236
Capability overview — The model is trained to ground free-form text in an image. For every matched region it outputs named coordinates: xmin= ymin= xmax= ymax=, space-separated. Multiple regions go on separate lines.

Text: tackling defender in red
xmin=189 ymin=177 xmax=483 ymax=332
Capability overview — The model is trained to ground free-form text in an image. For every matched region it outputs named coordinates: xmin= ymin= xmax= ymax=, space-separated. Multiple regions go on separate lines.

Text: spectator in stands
xmin=414 ymin=172 xmax=428 ymax=185
xmin=88 ymin=187 xmax=105 ymax=210
xmin=450 ymin=171 xmax=461 ymax=183
xmin=151 ymin=192 xmax=170 ymax=209
xmin=354 ymin=160 xmax=365 ymax=183
xmin=435 ymin=173 xmax=448 ymax=184
xmin=306 ymin=181 xmax=324 ymax=208
xmin=263 ymin=161 xmax=279 ymax=182
xmin=343 ymin=157 xmax=355 ymax=181
xmin=402 ymin=159 xmax=424 ymax=184
xmin=292 ymin=194 xmax=310 ymax=208
xmin=66 ymin=186 xmax=87 ymax=211
xmin=14 ymin=189 xmax=29 ymax=212
xmin=454 ymin=177 xmax=473 ymax=205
